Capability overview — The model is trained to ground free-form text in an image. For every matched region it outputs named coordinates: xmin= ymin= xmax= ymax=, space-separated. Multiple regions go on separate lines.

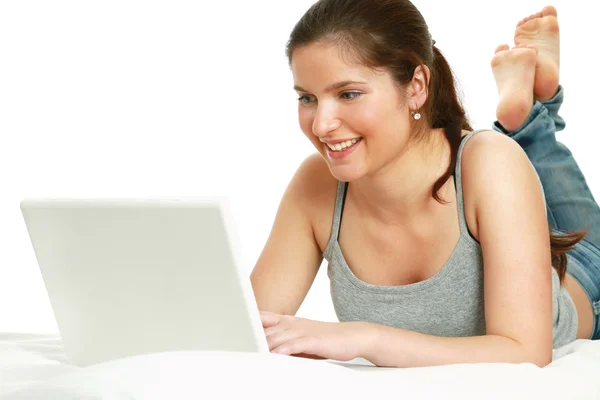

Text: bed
xmin=2 ymin=332 xmax=600 ymax=399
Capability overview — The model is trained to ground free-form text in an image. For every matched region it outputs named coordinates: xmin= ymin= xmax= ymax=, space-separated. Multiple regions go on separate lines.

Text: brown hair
xmin=286 ymin=0 xmax=585 ymax=282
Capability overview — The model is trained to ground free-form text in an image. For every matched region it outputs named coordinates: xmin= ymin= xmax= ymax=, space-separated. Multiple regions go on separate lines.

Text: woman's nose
xmin=312 ymin=104 xmax=341 ymax=137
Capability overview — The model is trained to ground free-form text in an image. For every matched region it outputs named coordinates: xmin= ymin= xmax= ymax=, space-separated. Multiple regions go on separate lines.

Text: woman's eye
xmin=297 ymin=92 xmax=361 ymax=104
xmin=297 ymin=95 xmax=315 ymax=104
xmin=341 ymin=91 xmax=361 ymax=100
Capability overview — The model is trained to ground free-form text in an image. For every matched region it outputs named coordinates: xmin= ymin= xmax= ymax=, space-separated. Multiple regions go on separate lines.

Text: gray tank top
xmin=323 ymin=129 xmax=578 ymax=349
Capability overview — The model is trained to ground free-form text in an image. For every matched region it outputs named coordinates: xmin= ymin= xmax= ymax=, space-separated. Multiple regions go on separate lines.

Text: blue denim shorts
xmin=565 ymin=238 xmax=600 ymax=339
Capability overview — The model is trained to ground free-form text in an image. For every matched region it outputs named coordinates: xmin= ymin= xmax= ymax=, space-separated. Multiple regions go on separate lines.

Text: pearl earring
xmin=411 ymin=111 xmax=421 ymax=120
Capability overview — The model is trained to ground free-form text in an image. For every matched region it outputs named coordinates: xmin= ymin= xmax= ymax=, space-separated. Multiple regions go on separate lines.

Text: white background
xmin=0 ymin=0 xmax=598 ymax=333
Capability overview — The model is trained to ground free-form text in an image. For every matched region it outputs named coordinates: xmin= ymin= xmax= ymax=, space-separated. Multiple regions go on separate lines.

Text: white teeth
xmin=327 ymin=138 xmax=360 ymax=152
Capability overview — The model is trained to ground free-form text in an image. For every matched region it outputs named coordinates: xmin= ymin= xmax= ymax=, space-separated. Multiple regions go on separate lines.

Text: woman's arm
xmin=363 ymin=131 xmax=554 ymax=368
xmin=250 ymin=153 xmax=328 ymax=316
xmin=363 ymin=325 xmax=546 ymax=367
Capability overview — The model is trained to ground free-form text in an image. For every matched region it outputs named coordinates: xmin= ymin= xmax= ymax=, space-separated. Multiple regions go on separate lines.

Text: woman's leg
xmin=491 ymin=6 xmax=600 ymax=248
xmin=493 ymin=87 xmax=600 ymax=249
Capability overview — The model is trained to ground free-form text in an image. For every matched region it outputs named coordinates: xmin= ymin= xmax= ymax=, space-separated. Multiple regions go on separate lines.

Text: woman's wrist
xmin=355 ymin=321 xmax=385 ymax=362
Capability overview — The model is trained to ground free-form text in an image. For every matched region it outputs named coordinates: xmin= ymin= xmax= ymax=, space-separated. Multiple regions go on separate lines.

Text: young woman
xmin=250 ymin=0 xmax=600 ymax=368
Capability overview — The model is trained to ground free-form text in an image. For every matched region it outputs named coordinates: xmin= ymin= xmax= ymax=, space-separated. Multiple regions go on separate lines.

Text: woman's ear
xmin=406 ymin=64 xmax=430 ymax=110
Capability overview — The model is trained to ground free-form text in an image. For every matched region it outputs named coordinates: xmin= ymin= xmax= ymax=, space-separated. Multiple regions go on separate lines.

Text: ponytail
xmin=549 ymin=229 xmax=587 ymax=283
xmin=427 ymin=46 xmax=471 ymax=203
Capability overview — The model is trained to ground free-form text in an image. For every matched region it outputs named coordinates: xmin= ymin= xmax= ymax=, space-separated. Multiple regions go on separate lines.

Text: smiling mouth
xmin=325 ymin=138 xmax=362 ymax=152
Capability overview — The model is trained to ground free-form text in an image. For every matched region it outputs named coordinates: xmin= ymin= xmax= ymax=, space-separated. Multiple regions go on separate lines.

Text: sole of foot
xmin=491 ymin=44 xmax=538 ymax=132
xmin=514 ymin=5 xmax=560 ymax=102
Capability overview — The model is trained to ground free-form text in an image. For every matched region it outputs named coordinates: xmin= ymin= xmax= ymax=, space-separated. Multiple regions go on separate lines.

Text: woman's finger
xmin=259 ymin=311 xmax=282 ymax=328
xmin=272 ymin=336 xmax=321 ymax=357
xmin=264 ymin=324 xmax=288 ymax=337
xmin=266 ymin=330 xmax=301 ymax=352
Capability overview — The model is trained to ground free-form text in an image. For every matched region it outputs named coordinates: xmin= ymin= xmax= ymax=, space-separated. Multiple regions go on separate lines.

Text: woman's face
xmin=291 ymin=42 xmax=413 ymax=182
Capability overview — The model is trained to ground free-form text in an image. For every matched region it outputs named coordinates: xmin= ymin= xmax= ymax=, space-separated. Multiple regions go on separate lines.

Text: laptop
xmin=20 ymin=198 xmax=270 ymax=367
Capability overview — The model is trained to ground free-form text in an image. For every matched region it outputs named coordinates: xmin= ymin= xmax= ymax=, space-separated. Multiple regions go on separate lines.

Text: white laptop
xmin=20 ymin=198 xmax=269 ymax=367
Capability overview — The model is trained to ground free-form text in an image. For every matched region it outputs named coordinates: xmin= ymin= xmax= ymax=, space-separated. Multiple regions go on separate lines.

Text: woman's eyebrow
xmin=293 ymin=80 xmax=368 ymax=93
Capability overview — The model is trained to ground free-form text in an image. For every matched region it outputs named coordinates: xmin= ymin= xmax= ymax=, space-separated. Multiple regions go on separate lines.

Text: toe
xmin=541 ymin=5 xmax=557 ymax=17
xmin=495 ymin=44 xmax=510 ymax=53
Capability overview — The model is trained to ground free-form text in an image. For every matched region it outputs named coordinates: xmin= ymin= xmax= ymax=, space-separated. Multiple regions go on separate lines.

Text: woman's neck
xmin=350 ymin=128 xmax=453 ymax=226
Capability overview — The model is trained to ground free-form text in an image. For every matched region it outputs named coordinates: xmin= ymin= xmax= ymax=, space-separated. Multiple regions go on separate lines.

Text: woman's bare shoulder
xmin=460 ymin=129 xmax=535 ymax=240
xmin=292 ymin=153 xmax=339 ymax=248
xmin=293 ymin=153 xmax=338 ymax=204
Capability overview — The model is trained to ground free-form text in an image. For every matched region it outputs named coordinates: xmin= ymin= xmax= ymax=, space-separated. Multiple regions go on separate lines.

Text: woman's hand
xmin=260 ymin=311 xmax=373 ymax=361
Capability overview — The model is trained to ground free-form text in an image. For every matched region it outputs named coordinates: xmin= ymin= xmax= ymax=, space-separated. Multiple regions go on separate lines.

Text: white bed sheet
xmin=1 ymin=332 xmax=600 ymax=399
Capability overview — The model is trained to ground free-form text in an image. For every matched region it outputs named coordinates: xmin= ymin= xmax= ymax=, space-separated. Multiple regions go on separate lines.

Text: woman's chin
xmin=328 ymin=164 xmax=365 ymax=182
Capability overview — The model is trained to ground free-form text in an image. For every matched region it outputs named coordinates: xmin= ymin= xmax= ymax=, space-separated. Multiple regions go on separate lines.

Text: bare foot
xmin=491 ymin=44 xmax=537 ymax=132
xmin=514 ymin=5 xmax=560 ymax=102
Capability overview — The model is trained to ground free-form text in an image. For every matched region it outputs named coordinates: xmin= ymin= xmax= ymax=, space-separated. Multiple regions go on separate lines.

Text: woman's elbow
xmin=524 ymin=345 xmax=552 ymax=368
